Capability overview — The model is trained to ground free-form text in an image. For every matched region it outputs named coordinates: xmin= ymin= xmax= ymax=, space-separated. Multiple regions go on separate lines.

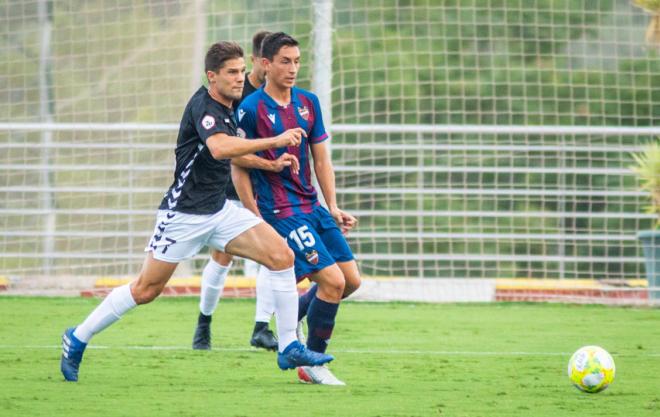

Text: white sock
xmin=262 ymin=266 xmax=298 ymax=351
xmin=199 ymin=260 xmax=231 ymax=316
xmin=243 ymin=258 xmax=260 ymax=277
xmin=73 ymin=284 xmax=137 ymax=343
xmin=254 ymin=265 xmax=275 ymax=323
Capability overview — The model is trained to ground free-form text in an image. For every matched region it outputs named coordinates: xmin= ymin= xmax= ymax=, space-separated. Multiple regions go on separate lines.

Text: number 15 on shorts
xmin=289 ymin=225 xmax=316 ymax=250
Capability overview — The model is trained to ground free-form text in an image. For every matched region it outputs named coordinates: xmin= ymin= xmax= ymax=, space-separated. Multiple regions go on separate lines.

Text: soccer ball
xmin=567 ymin=346 xmax=615 ymax=393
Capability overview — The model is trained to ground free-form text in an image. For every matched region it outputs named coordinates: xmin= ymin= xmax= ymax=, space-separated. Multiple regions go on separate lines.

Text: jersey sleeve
xmin=309 ymin=93 xmax=329 ymax=144
xmin=237 ymin=100 xmax=258 ymax=140
xmin=192 ymin=100 xmax=234 ymax=144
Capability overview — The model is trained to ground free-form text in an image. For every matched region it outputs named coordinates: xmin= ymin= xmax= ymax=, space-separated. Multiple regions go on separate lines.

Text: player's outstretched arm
xmin=231 ymin=165 xmax=260 ymax=216
xmin=232 ymin=153 xmax=300 ymax=174
xmin=311 ymin=141 xmax=358 ymax=233
xmin=206 ymin=128 xmax=306 ymax=160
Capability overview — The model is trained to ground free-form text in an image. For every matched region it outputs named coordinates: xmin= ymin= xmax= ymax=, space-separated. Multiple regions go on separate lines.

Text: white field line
xmin=0 ymin=345 xmax=658 ymax=357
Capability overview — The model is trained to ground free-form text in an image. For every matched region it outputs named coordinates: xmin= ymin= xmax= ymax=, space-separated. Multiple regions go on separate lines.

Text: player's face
xmin=264 ymin=45 xmax=300 ymax=89
xmin=208 ymin=57 xmax=246 ymax=102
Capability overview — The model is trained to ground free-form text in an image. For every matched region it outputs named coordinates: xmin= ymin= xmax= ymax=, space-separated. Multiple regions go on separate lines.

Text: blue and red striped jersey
xmin=237 ymin=86 xmax=328 ymax=221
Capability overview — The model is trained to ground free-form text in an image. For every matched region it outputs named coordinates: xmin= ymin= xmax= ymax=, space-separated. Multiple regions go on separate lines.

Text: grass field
xmin=1 ymin=297 xmax=659 ymax=417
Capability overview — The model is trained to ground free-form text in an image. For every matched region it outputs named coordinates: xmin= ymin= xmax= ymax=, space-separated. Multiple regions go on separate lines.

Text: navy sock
xmin=306 ymin=295 xmax=339 ymax=353
xmin=297 ymin=284 xmax=318 ymax=321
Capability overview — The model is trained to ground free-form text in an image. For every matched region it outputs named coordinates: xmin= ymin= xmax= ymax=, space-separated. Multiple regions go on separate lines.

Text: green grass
xmin=1 ymin=297 xmax=660 ymax=417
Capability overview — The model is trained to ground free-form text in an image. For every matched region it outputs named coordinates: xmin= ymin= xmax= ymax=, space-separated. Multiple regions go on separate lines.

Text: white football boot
xmin=297 ymin=364 xmax=346 ymax=386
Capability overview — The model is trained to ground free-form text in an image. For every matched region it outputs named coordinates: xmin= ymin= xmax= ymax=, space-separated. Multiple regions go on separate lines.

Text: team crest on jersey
xmin=305 ymin=250 xmax=319 ymax=265
xmin=267 ymin=113 xmax=276 ymax=124
xmin=201 ymin=115 xmax=215 ymax=130
xmin=237 ymin=127 xmax=246 ymax=138
xmin=238 ymin=108 xmax=245 ymax=122
xmin=297 ymin=105 xmax=310 ymax=121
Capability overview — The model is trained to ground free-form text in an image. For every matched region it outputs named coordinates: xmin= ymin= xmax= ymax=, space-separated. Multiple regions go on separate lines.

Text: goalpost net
xmin=1 ymin=1 xmax=659 ymax=304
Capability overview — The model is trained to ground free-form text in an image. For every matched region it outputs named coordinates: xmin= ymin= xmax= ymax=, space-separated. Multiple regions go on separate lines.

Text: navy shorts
xmin=268 ymin=205 xmax=355 ymax=281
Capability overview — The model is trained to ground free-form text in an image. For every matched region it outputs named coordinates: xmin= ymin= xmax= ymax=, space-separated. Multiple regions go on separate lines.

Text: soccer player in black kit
xmin=192 ymin=31 xmax=299 ymax=352
xmin=60 ymin=41 xmax=333 ymax=382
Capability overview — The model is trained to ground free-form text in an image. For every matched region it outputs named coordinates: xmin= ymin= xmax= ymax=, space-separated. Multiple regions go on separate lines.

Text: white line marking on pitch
xmin=0 ymin=345 xmax=657 ymax=357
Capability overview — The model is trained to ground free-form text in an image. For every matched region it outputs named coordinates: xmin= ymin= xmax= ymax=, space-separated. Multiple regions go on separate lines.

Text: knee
xmin=264 ymin=246 xmax=295 ymax=271
xmin=211 ymin=249 xmax=233 ymax=266
xmin=319 ymin=273 xmax=345 ymax=300
xmin=131 ymin=282 xmax=162 ymax=305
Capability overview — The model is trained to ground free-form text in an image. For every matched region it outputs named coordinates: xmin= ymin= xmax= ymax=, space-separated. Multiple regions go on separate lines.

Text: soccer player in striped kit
xmin=233 ymin=32 xmax=362 ymax=385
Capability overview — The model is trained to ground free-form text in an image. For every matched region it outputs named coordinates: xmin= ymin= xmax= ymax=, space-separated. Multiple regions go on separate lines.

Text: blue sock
xmin=297 ymin=284 xmax=318 ymax=321
xmin=306 ymin=295 xmax=339 ymax=353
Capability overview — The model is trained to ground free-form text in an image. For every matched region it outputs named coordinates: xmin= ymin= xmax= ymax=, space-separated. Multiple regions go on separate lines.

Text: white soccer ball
xmin=567 ymin=345 xmax=615 ymax=393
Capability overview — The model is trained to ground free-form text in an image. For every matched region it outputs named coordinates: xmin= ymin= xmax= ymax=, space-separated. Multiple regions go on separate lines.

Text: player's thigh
xmin=131 ymin=252 xmax=179 ymax=304
xmin=223 ymin=222 xmax=293 ymax=270
xmin=206 ymin=202 xmax=265 ymax=253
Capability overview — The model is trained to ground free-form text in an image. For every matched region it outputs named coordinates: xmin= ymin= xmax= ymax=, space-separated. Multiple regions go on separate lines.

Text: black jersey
xmin=225 ymin=73 xmax=260 ymax=200
xmin=241 ymin=72 xmax=260 ymax=99
xmin=158 ymin=86 xmax=237 ymax=215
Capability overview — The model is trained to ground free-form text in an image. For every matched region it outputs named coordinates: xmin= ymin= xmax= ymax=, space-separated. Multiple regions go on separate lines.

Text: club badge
xmin=297 ymin=106 xmax=309 ymax=121
xmin=305 ymin=250 xmax=319 ymax=265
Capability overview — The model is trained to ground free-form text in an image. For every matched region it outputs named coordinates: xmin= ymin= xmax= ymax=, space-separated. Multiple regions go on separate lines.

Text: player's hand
xmin=272 ymin=153 xmax=300 ymax=174
xmin=274 ymin=128 xmax=306 ymax=148
xmin=330 ymin=207 xmax=358 ymax=235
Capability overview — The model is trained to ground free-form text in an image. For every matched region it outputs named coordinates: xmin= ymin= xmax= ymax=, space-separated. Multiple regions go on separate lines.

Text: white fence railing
xmin=1 ymin=123 xmax=658 ymax=279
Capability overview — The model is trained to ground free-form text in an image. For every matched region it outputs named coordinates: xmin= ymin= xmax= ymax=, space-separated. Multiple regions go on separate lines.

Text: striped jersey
xmin=237 ymin=86 xmax=328 ymax=221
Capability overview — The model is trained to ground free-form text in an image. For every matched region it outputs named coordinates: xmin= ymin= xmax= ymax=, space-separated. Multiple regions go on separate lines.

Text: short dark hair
xmin=205 ymin=41 xmax=244 ymax=73
xmin=260 ymin=32 xmax=299 ymax=61
xmin=252 ymin=31 xmax=272 ymax=57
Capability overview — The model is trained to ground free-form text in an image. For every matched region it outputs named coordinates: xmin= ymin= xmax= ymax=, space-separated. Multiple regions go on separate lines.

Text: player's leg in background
xmin=193 ymin=249 xmax=233 ymax=350
xmin=297 ymin=282 xmax=318 ymax=322
xmin=61 ymin=253 xmax=178 ymax=381
xmin=243 ymin=257 xmax=260 ymax=277
xmin=251 ymin=263 xmax=278 ymax=351
xmin=225 ymin=222 xmax=298 ymax=351
xmin=229 ymin=200 xmax=277 ymax=349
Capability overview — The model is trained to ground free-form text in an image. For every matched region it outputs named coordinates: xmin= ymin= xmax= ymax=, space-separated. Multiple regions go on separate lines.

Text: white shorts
xmin=145 ymin=200 xmax=262 ymax=263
